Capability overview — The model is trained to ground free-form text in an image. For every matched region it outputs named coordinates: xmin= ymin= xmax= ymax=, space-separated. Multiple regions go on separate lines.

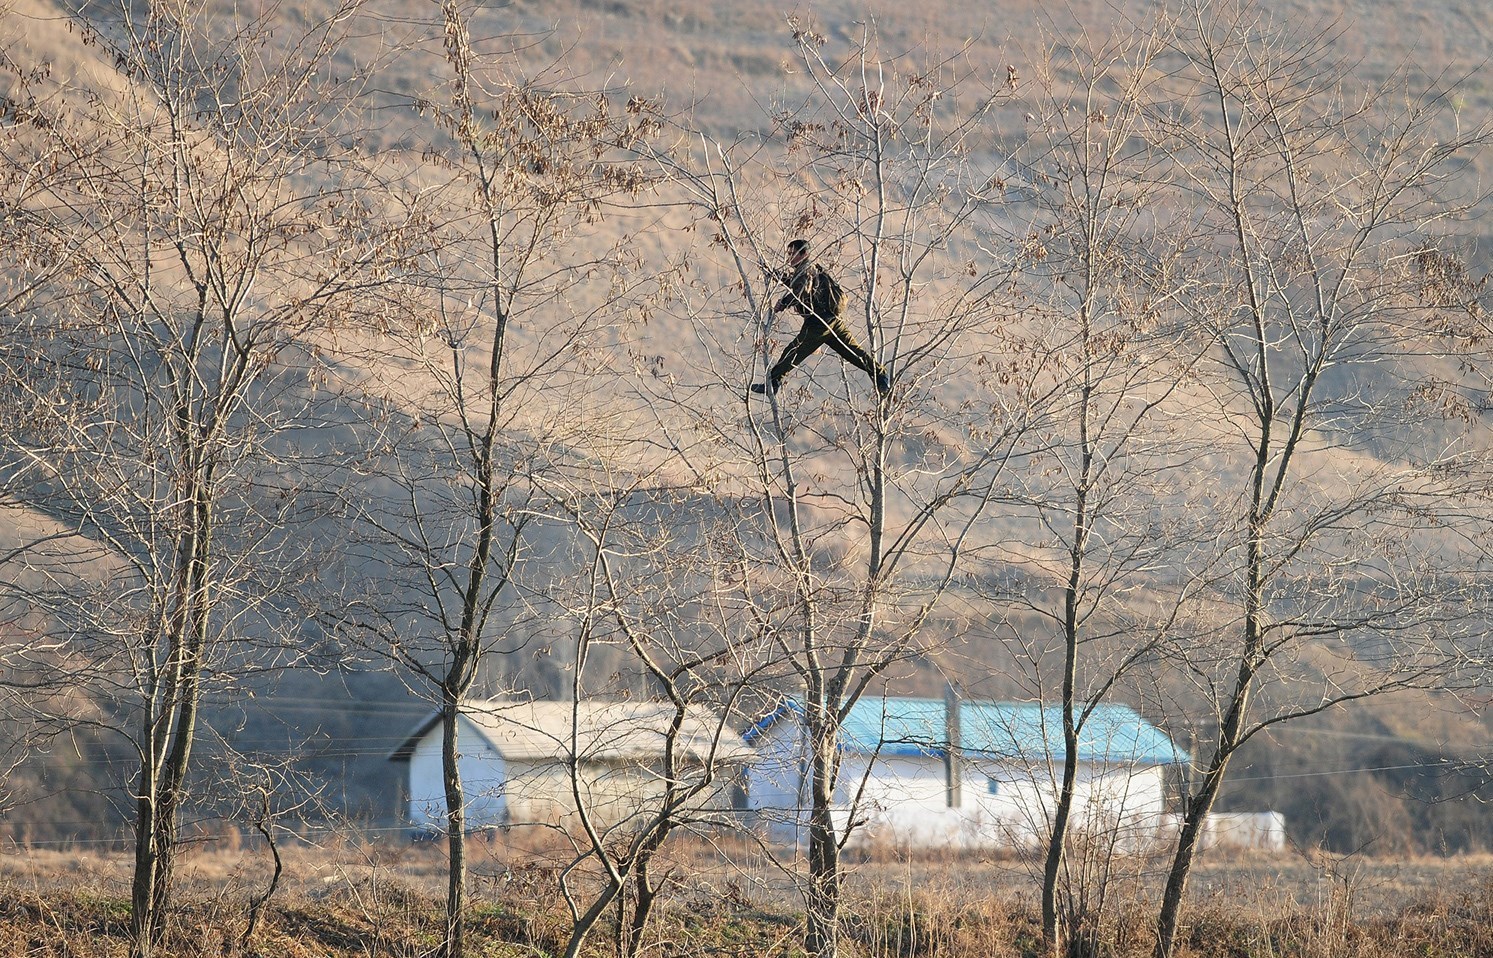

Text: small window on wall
xmin=987 ymin=778 xmax=1002 ymax=795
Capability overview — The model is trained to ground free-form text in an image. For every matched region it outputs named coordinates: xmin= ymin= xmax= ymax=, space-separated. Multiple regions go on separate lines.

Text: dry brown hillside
xmin=1 ymin=0 xmax=1491 ymax=859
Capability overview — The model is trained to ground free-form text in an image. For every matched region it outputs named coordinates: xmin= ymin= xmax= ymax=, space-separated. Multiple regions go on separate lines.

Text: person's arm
xmin=773 ymin=269 xmax=810 ymax=314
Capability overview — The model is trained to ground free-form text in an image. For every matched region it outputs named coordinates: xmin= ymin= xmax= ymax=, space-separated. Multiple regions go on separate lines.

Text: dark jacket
xmin=773 ymin=264 xmax=839 ymax=327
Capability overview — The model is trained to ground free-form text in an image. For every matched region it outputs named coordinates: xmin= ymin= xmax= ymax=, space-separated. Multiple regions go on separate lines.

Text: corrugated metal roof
xmin=388 ymin=699 xmax=751 ymax=764
xmin=746 ymin=697 xmax=1187 ymax=765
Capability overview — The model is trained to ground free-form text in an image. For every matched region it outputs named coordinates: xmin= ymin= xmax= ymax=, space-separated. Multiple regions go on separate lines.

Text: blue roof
xmin=745 ymin=697 xmax=1187 ymax=765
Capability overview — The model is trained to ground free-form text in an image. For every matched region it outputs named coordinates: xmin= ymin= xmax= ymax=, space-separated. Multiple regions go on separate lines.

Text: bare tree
xmin=992 ymin=19 xmax=1213 ymax=956
xmin=199 ymin=756 xmax=329 ymax=952
xmin=1143 ymin=4 xmax=1493 ymax=955
xmin=330 ymin=6 xmax=660 ymax=956
xmin=638 ymin=22 xmax=1047 ymax=957
xmin=536 ymin=472 xmax=761 ymax=958
xmin=0 ymin=2 xmax=409 ymax=953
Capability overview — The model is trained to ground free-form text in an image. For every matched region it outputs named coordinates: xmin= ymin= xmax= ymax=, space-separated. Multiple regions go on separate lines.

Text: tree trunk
xmin=1154 ymin=740 xmax=1235 ymax=958
xmin=626 ymin=866 xmax=659 ymax=958
xmin=805 ymin=720 xmax=840 ymax=958
xmin=150 ymin=653 xmax=205 ymax=944
xmin=564 ymin=871 xmax=624 ymax=958
xmin=130 ymin=482 xmax=212 ymax=955
xmin=1155 ymin=621 xmax=1258 ymax=958
xmin=147 ymin=780 xmax=180 ymax=947
xmin=1042 ymin=548 xmax=1087 ymax=954
xmin=1043 ymin=381 xmax=1093 ymax=957
xmin=146 ymin=488 xmax=212 ymax=945
xmin=1041 ymin=753 xmax=1081 ymax=955
xmin=441 ymin=699 xmax=467 ymax=958
xmin=128 ymin=768 xmax=158 ymax=958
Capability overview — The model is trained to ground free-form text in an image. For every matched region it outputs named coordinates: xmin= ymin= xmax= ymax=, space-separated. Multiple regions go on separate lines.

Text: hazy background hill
xmin=2 ymin=0 xmax=1492 ymax=856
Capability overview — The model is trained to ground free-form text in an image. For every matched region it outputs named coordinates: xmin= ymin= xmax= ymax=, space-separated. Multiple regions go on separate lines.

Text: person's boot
xmin=875 ymin=371 xmax=893 ymax=396
xmin=750 ymin=381 xmax=774 ymax=396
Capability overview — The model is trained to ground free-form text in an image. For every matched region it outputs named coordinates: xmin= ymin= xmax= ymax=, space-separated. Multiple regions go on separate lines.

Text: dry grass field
xmin=2 ymin=838 xmax=1492 ymax=956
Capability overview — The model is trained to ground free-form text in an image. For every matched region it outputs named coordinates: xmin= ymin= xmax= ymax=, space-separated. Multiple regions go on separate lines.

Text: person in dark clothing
xmin=752 ymin=239 xmax=891 ymax=397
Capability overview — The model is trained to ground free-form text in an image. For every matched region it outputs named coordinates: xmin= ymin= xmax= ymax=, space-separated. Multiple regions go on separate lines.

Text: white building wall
xmin=407 ymin=717 xmax=509 ymax=830
xmin=502 ymin=758 xmax=737 ymax=827
xmin=1074 ymin=763 xmax=1166 ymax=852
xmin=743 ymin=719 xmax=1174 ymax=850
xmin=1157 ymin=811 xmax=1287 ymax=851
xmin=963 ymin=758 xmax=1168 ymax=851
xmin=837 ymin=754 xmax=964 ymax=848
xmin=744 ymin=722 xmax=811 ymax=843
xmin=963 ymin=756 xmax=1053 ymax=848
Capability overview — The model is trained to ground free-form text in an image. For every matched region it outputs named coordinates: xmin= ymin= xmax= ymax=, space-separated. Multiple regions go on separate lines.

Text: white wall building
xmin=389 ymin=699 xmax=749 ymax=834
xmin=743 ymin=695 xmax=1189 ymax=851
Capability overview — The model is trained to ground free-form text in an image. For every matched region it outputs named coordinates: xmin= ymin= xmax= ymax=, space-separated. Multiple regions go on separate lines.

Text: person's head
xmin=786 ymin=238 xmax=810 ymax=268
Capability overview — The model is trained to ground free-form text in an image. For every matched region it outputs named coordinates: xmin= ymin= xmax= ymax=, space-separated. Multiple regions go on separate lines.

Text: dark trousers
xmin=770 ymin=317 xmax=886 ymax=389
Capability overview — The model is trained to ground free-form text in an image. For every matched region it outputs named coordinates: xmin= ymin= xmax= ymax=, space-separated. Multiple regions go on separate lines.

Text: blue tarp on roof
xmin=745 ymin=697 xmax=1187 ymax=765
